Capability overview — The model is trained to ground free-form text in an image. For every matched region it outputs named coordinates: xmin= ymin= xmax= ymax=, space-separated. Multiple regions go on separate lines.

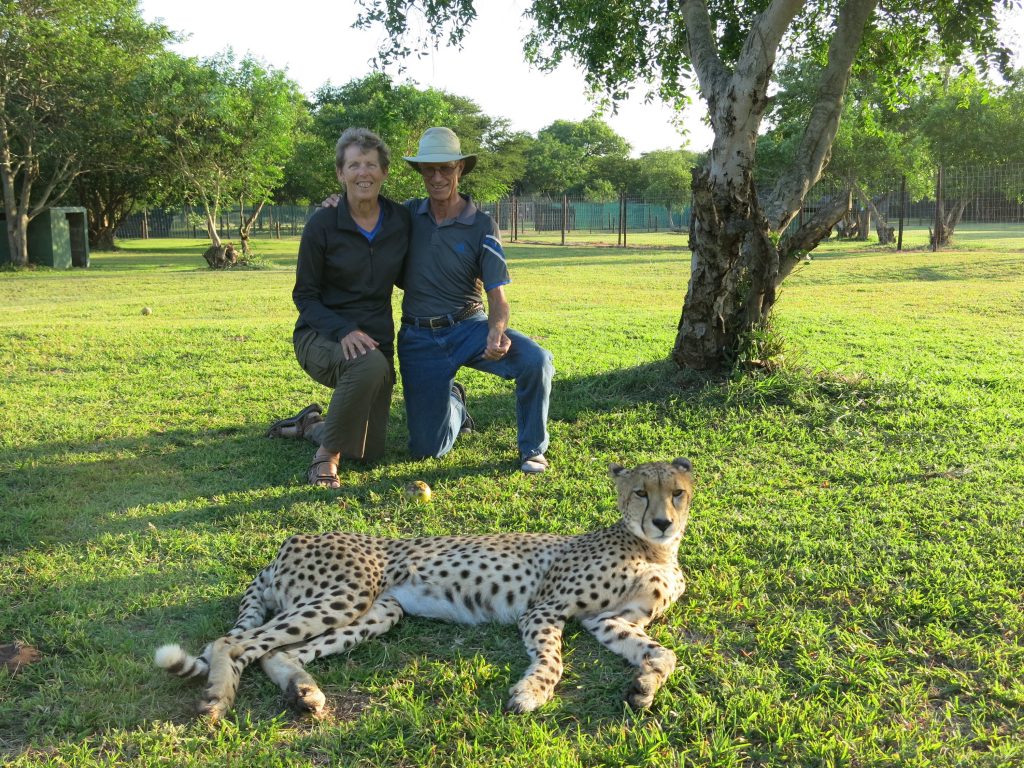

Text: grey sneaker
xmin=451 ymin=381 xmax=474 ymax=435
xmin=520 ymin=453 xmax=549 ymax=474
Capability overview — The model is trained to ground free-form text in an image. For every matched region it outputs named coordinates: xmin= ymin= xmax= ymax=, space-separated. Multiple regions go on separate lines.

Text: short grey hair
xmin=335 ymin=127 xmax=391 ymax=172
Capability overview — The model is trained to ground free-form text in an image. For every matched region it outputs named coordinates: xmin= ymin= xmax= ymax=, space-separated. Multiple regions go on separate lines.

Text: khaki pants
xmin=293 ymin=328 xmax=393 ymax=461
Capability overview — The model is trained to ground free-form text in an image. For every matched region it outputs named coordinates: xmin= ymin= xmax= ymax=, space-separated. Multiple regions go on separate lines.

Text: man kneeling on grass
xmin=395 ymin=127 xmax=554 ymax=474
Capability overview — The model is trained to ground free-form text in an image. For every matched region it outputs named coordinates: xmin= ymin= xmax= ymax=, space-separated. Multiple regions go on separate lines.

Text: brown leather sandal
xmin=266 ymin=403 xmax=323 ymax=438
xmin=307 ymin=457 xmax=340 ymax=489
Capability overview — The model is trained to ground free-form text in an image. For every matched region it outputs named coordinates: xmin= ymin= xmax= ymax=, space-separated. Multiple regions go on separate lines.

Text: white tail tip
xmin=154 ymin=643 xmax=186 ymax=669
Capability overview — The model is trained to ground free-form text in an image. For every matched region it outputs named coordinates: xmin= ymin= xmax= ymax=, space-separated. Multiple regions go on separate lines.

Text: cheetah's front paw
xmin=625 ymin=647 xmax=676 ymax=710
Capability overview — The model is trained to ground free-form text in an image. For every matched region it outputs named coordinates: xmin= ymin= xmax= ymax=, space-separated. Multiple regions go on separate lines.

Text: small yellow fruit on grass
xmin=404 ymin=480 xmax=432 ymax=503
xmin=141 ymin=306 xmax=153 ymax=315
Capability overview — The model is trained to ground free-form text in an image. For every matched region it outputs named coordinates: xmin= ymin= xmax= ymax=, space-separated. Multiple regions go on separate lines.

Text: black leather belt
xmin=402 ymin=303 xmax=483 ymax=329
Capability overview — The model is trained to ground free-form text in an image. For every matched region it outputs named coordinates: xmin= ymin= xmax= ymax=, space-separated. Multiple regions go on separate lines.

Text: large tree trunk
xmin=0 ymin=139 xmax=30 ymax=267
xmin=848 ymin=185 xmax=898 ymax=244
xmin=1 ymin=122 xmax=80 ymax=266
xmin=855 ymin=207 xmax=870 ymax=241
xmin=4 ymin=211 xmax=30 ymax=268
xmin=674 ymin=167 xmax=780 ymax=368
xmin=203 ymin=242 xmax=238 ymax=269
xmin=92 ymin=226 xmax=117 ymax=251
xmin=76 ymin=177 xmax=134 ymax=251
xmin=672 ymin=0 xmax=877 ymax=369
xmin=853 ymin=186 xmax=895 ymax=245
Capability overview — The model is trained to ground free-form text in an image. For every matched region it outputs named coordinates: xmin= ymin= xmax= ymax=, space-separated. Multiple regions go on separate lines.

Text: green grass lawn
xmin=1 ymin=236 xmax=1023 ymax=767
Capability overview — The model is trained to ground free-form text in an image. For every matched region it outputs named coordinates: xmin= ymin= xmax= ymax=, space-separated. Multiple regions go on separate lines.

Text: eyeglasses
xmin=418 ymin=163 xmax=460 ymax=178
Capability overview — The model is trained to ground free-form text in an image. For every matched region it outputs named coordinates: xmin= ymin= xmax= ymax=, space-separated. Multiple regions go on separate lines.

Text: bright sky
xmin=139 ymin=1 xmax=1024 ymax=157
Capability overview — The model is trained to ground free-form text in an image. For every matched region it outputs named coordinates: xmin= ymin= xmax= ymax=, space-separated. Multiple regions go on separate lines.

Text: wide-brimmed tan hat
xmin=403 ymin=127 xmax=477 ymax=175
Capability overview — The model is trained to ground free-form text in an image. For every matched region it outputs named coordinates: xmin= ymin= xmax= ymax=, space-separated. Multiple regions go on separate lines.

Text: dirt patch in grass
xmin=0 ymin=642 xmax=41 ymax=673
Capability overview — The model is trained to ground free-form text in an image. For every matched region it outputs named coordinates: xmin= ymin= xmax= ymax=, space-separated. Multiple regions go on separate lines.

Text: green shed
xmin=0 ymin=207 xmax=90 ymax=268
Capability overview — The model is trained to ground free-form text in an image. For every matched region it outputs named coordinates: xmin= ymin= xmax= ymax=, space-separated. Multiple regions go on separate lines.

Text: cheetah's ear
xmin=672 ymin=457 xmax=693 ymax=473
xmin=609 ymin=462 xmax=627 ymax=478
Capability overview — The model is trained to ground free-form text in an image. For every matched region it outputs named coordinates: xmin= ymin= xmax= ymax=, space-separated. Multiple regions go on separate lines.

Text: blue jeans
xmin=397 ymin=313 xmax=554 ymax=460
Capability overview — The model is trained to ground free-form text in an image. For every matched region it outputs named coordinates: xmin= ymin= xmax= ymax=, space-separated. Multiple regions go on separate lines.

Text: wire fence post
xmin=897 ymin=175 xmax=906 ymax=251
xmin=561 ymin=194 xmax=567 ymax=246
xmin=932 ymin=165 xmax=943 ymax=252
xmin=616 ymin=195 xmax=621 ymax=246
xmin=622 ymin=195 xmax=627 ymax=247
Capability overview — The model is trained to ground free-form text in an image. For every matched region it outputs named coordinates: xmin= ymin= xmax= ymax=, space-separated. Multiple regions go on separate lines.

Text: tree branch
xmin=736 ymin=0 xmax=804 ymax=78
xmin=677 ymin=0 xmax=729 ymax=103
xmin=29 ymin=154 xmax=79 ymax=218
xmin=765 ymin=0 xmax=879 ymax=230
xmin=777 ymin=186 xmax=852 ymax=281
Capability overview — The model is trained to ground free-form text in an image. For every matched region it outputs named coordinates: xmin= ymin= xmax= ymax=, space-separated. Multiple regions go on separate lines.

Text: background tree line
xmin=0 ymin=0 xmax=699 ymax=264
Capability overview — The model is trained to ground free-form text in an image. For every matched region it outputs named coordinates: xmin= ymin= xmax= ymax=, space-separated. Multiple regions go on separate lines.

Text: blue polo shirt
xmin=401 ymin=195 xmax=510 ymax=318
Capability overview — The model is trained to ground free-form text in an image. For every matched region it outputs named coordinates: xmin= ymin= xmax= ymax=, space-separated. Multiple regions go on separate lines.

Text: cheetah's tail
xmin=154 ymin=643 xmax=210 ymax=679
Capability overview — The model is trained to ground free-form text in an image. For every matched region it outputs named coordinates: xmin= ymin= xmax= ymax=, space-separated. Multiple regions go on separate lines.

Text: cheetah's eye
xmin=672 ymin=489 xmax=685 ymax=498
xmin=634 ymin=490 xmax=648 ymax=498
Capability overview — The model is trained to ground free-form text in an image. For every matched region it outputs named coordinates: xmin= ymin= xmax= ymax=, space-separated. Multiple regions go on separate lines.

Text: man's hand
xmin=341 ymin=329 xmax=378 ymax=360
xmin=322 ymin=193 xmax=341 ymax=208
xmin=484 ymin=327 xmax=511 ymax=360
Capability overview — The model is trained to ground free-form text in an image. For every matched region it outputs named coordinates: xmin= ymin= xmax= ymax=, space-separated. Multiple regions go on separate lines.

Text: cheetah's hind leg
xmin=259 ymin=594 xmax=406 ymax=716
xmin=260 ymin=649 xmax=326 ymax=716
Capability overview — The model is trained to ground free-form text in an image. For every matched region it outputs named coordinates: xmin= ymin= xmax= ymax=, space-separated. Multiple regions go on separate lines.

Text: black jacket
xmin=292 ymin=196 xmax=410 ymax=358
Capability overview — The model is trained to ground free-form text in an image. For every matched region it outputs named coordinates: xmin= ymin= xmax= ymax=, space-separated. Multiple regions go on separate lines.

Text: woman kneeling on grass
xmin=267 ymin=127 xmax=410 ymax=488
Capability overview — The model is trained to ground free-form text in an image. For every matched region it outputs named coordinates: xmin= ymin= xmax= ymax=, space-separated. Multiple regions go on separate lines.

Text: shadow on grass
xmin=0 ymin=357 xmax=902 ymax=553
xmin=85 ymin=239 xmax=301 ymax=271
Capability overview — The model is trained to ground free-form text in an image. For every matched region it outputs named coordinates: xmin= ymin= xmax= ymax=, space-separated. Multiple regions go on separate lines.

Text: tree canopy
xmin=520 ymin=117 xmax=631 ymax=197
xmin=72 ymin=48 xmax=188 ymax=250
xmin=281 ymin=73 xmax=529 ymax=205
xmin=156 ymin=52 xmax=304 ymax=252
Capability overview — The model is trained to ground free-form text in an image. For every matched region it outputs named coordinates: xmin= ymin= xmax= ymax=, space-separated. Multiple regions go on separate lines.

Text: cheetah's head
xmin=609 ymin=458 xmax=693 ymax=545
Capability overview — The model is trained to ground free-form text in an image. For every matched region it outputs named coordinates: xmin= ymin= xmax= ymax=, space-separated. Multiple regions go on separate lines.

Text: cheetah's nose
xmin=652 ymin=517 xmax=671 ymax=533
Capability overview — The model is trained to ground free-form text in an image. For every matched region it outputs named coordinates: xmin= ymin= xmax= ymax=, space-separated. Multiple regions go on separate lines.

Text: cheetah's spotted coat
xmin=155 ymin=458 xmax=694 ymax=718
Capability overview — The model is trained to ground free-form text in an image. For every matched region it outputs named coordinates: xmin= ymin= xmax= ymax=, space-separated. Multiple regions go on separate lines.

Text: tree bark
xmin=92 ymin=227 xmax=117 ymax=251
xmin=855 ymin=207 xmax=870 ymax=241
xmin=932 ymin=197 xmax=971 ymax=246
xmin=4 ymin=211 xmax=30 ymax=268
xmin=852 ymin=185 xmax=895 ymax=245
xmin=205 ymin=210 xmax=222 ymax=248
xmin=75 ymin=176 xmax=135 ymax=250
xmin=203 ymin=243 xmax=238 ymax=269
xmin=1 ymin=118 xmax=81 ymax=266
xmin=0 ymin=130 xmax=29 ymax=267
xmin=674 ymin=163 xmax=787 ymax=368
xmin=778 ymin=188 xmax=852 ymax=272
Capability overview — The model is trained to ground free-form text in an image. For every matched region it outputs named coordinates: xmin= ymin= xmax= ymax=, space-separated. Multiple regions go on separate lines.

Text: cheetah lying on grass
xmin=156 ymin=458 xmax=693 ymax=718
